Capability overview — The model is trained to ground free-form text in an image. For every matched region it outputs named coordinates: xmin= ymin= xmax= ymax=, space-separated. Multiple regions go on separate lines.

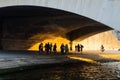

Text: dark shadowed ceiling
xmin=0 ymin=6 xmax=112 ymax=42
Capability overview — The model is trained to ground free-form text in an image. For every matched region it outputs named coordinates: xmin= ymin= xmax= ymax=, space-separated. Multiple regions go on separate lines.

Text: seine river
xmin=0 ymin=61 xmax=119 ymax=80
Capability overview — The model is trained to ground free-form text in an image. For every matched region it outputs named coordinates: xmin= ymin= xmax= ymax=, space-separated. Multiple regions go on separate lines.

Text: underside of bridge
xmin=0 ymin=6 xmax=112 ymax=50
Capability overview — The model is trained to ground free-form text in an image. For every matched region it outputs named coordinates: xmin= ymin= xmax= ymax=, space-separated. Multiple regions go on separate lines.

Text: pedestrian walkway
xmin=0 ymin=50 xmax=120 ymax=74
xmin=0 ymin=51 xmax=70 ymax=69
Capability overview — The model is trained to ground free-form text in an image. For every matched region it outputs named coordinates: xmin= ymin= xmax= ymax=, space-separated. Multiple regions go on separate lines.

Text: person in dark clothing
xmin=77 ymin=44 xmax=80 ymax=52
xmin=39 ymin=43 xmax=43 ymax=53
xmin=80 ymin=44 xmax=84 ymax=54
xmin=45 ymin=43 xmax=47 ymax=53
xmin=49 ymin=43 xmax=52 ymax=54
xmin=65 ymin=44 xmax=69 ymax=54
xmin=53 ymin=43 xmax=57 ymax=54
xmin=60 ymin=43 xmax=65 ymax=54
xmin=45 ymin=43 xmax=50 ymax=54
xmin=47 ymin=43 xmax=50 ymax=54
xmin=75 ymin=45 xmax=78 ymax=52
xmin=101 ymin=45 xmax=104 ymax=52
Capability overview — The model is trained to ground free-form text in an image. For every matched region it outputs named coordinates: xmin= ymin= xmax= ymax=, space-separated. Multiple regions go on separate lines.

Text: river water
xmin=0 ymin=61 xmax=119 ymax=80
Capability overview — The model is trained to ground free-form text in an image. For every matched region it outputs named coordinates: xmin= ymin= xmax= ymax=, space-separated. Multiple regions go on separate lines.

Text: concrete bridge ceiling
xmin=0 ymin=6 xmax=112 ymax=42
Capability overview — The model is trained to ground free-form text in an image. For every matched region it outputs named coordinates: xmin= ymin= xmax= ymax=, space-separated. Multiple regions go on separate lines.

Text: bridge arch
xmin=0 ymin=0 xmax=119 ymax=50
xmin=0 ymin=0 xmax=119 ymax=30
xmin=0 ymin=5 xmax=112 ymax=50
xmin=0 ymin=5 xmax=112 ymax=39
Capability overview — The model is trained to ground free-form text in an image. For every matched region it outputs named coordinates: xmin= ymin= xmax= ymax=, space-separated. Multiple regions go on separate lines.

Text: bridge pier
xmin=69 ymin=41 xmax=73 ymax=51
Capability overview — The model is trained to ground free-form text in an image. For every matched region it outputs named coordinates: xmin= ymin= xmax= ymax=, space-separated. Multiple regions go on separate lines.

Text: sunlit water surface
xmin=0 ymin=62 xmax=118 ymax=80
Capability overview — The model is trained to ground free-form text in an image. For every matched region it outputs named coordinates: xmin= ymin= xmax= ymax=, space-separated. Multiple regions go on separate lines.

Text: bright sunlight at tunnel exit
xmin=28 ymin=30 xmax=120 ymax=51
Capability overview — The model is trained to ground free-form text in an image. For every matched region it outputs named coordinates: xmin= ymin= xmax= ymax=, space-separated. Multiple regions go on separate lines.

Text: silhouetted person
xmin=39 ymin=43 xmax=43 ymax=53
xmin=75 ymin=45 xmax=78 ymax=52
xmin=60 ymin=43 xmax=65 ymax=54
xmin=77 ymin=44 xmax=80 ymax=52
xmin=45 ymin=43 xmax=47 ymax=53
xmin=101 ymin=45 xmax=104 ymax=52
xmin=47 ymin=43 xmax=50 ymax=54
xmin=49 ymin=43 xmax=52 ymax=54
xmin=65 ymin=44 xmax=69 ymax=54
xmin=45 ymin=43 xmax=50 ymax=54
xmin=80 ymin=44 xmax=84 ymax=54
xmin=53 ymin=43 xmax=57 ymax=54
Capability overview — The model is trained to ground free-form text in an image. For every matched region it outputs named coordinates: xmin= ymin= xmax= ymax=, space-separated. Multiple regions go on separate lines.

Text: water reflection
xmin=0 ymin=62 xmax=118 ymax=80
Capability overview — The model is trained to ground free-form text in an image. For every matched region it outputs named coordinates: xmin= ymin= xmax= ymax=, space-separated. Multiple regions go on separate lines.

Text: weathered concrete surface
xmin=0 ymin=0 xmax=120 ymax=31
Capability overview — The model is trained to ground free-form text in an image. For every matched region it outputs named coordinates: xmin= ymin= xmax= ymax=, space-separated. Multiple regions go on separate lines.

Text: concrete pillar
xmin=69 ymin=41 xmax=73 ymax=51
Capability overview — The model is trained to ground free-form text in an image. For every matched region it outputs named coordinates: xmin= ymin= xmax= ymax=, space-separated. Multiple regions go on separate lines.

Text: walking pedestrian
xmin=39 ymin=43 xmax=43 ymax=54
xmin=65 ymin=44 xmax=69 ymax=54
xmin=60 ymin=43 xmax=65 ymax=54
xmin=53 ymin=43 xmax=57 ymax=54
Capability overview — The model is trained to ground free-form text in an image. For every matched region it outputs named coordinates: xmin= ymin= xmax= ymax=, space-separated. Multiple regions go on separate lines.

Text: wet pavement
xmin=0 ymin=51 xmax=70 ymax=69
xmin=0 ymin=50 xmax=120 ymax=69
xmin=0 ymin=61 xmax=118 ymax=80
xmin=0 ymin=50 xmax=120 ymax=79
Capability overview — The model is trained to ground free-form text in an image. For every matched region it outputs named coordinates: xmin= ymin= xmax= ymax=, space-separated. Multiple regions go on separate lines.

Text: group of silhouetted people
xmin=75 ymin=44 xmax=84 ymax=54
xmin=39 ymin=42 xmax=69 ymax=54
xmin=39 ymin=42 xmax=57 ymax=54
xmin=39 ymin=42 xmax=106 ymax=54
xmin=39 ymin=42 xmax=84 ymax=54
xmin=60 ymin=43 xmax=69 ymax=54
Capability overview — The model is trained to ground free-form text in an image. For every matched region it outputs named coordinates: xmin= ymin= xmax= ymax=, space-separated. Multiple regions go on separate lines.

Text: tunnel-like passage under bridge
xmin=0 ymin=0 xmax=119 ymax=50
